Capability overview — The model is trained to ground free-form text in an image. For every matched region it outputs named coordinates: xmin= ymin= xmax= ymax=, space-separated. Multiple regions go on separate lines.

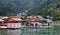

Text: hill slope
xmin=0 ymin=3 xmax=14 ymax=16
xmin=0 ymin=0 xmax=60 ymax=17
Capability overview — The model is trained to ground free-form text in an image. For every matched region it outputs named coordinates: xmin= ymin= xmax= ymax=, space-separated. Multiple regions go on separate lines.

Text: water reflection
xmin=0 ymin=29 xmax=7 ymax=35
xmin=0 ymin=26 xmax=60 ymax=35
xmin=22 ymin=27 xmax=53 ymax=35
xmin=0 ymin=29 xmax=22 ymax=35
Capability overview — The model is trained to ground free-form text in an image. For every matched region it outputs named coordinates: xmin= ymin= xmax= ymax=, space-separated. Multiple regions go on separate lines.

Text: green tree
xmin=53 ymin=13 xmax=60 ymax=21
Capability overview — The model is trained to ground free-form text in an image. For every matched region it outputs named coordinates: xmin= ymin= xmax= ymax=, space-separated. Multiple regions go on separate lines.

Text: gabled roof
xmin=26 ymin=18 xmax=43 ymax=22
xmin=12 ymin=18 xmax=23 ymax=21
xmin=4 ymin=18 xmax=23 ymax=22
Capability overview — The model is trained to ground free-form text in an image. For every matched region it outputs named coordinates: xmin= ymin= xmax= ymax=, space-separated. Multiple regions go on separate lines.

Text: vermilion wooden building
xmin=26 ymin=18 xmax=43 ymax=26
xmin=26 ymin=18 xmax=52 ymax=28
xmin=4 ymin=18 xmax=22 ymax=28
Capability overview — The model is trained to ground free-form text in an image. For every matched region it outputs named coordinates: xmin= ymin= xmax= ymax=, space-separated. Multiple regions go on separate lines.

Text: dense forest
xmin=0 ymin=0 xmax=60 ymax=21
xmin=0 ymin=3 xmax=14 ymax=16
xmin=27 ymin=0 xmax=60 ymax=21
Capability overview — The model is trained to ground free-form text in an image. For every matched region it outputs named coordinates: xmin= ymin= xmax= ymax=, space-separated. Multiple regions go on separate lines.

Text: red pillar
xmin=0 ymin=24 xmax=1 ymax=28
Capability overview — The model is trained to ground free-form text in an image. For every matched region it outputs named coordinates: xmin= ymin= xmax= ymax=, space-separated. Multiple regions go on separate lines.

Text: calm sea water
xmin=0 ymin=25 xmax=60 ymax=35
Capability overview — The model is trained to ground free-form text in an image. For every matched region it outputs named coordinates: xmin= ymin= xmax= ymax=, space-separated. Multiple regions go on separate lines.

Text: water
xmin=0 ymin=29 xmax=22 ymax=35
xmin=0 ymin=25 xmax=60 ymax=35
xmin=22 ymin=27 xmax=53 ymax=35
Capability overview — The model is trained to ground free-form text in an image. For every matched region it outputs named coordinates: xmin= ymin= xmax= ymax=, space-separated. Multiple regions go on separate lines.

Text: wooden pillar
xmin=0 ymin=23 xmax=1 ymax=29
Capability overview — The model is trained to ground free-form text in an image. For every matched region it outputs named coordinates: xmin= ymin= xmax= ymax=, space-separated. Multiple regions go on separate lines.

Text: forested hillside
xmin=0 ymin=3 xmax=14 ymax=16
xmin=0 ymin=0 xmax=60 ymax=20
